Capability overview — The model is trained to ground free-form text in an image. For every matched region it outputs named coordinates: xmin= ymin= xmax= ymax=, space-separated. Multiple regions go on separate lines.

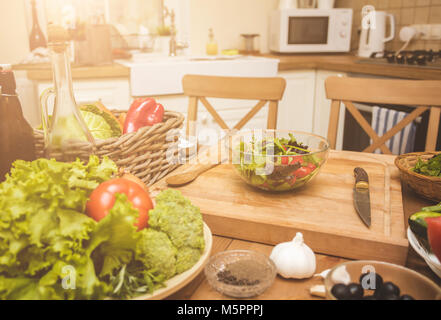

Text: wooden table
xmin=154 ymin=151 xmax=440 ymax=300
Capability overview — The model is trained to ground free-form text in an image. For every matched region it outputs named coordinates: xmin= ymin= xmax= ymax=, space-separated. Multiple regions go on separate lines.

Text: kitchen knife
xmin=353 ymin=167 xmax=372 ymax=228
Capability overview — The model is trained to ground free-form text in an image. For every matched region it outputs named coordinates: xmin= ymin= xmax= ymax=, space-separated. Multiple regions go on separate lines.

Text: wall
xmin=0 ymin=0 xmax=30 ymax=64
xmin=189 ymin=0 xmax=278 ymax=55
xmin=0 ymin=0 xmax=281 ymax=63
xmin=336 ymin=0 xmax=441 ymax=51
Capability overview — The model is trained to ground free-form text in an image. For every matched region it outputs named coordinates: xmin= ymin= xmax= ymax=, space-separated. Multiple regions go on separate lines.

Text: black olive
xmin=347 ymin=283 xmax=364 ymax=300
xmin=331 ymin=284 xmax=350 ymax=300
xmin=383 ymin=294 xmax=400 ymax=300
xmin=362 ymin=295 xmax=376 ymax=300
xmin=359 ymin=272 xmax=383 ymax=290
xmin=400 ymin=295 xmax=415 ymax=300
xmin=375 ymin=282 xmax=400 ymax=299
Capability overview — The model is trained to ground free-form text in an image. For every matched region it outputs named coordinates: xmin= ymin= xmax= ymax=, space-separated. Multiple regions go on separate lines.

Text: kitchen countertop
xmin=13 ymin=62 xmax=130 ymax=81
xmin=265 ymin=53 xmax=441 ymax=80
xmin=14 ymin=53 xmax=441 ymax=81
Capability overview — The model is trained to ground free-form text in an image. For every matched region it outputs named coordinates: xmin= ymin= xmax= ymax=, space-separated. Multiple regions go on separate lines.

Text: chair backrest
xmin=182 ymin=74 xmax=286 ymax=136
xmin=325 ymin=76 xmax=441 ymax=153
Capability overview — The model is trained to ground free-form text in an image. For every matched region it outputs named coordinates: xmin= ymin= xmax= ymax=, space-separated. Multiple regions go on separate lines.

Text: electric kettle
xmin=358 ymin=6 xmax=395 ymax=58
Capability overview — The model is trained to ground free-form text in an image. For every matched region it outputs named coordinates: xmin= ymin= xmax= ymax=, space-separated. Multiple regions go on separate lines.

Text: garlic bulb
xmin=269 ymin=233 xmax=316 ymax=279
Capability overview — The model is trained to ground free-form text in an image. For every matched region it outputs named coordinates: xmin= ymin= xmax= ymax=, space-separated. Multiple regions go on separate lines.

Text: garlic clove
xmin=331 ymin=265 xmax=351 ymax=285
xmin=310 ymin=285 xmax=326 ymax=298
xmin=314 ymin=269 xmax=331 ymax=279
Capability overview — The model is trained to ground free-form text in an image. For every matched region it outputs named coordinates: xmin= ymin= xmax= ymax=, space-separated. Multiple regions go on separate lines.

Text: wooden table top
xmin=153 ymin=151 xmax=440 ymax=300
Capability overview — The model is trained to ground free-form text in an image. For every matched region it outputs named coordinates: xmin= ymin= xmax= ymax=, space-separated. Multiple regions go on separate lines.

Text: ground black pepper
xmin=217 ymin=259 xmax=267 ymax=286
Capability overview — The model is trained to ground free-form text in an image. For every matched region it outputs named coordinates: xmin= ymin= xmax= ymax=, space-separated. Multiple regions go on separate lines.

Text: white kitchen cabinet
xmin=277 ymin=70 xmax=316 ymax=133
xmin=275 ymin=69 xmax=347 ymax=150
xmin=313 ymin=70 xmax=347 ymax=150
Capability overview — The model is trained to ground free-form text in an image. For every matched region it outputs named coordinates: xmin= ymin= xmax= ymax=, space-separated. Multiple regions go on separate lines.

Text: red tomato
xmin=281 ymin=156 xmax=304 ymax=165
xmin=426 ymin=217 xmax=441 ymax=263
xmin=306 ymin=163 xmax=317 ymax=171
xmin=281 ymin=157 xmax=290 ymax=165
xmin=288 ymin=175 xmax=297 ymax=186
xmin=86 ymin=178 xmax=153 ymax=230
xmin=293 ymin=167 xmax=312 ymax=179
xmin=290 ymin=156 xmax=304 ymax=165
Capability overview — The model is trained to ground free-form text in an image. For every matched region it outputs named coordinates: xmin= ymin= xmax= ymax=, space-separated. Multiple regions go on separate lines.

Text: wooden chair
xmin=325 ymin=76 xmax=441 ymax=154
xmin=182 ymin=74 xmax=286 ymax=136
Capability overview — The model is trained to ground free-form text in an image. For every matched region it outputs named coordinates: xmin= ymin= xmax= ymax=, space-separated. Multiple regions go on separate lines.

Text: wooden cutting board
xmin=156 ymin=150 xmax=409 ymax=265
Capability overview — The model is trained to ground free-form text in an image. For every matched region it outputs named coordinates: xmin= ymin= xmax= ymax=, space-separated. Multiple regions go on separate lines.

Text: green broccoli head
xmin=149 ymin=189 xmax=205 ymax=251
xmin=136 ymin=228 xmax=177 ymax=280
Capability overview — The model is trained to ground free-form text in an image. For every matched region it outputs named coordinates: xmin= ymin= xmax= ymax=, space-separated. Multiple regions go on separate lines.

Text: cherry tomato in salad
xmin=288 ymin=176 xmax=297 ymax=186
xmin=306 ymin=163 xmax=317 ymax=171
xmin=86 ymin=178 xmax=153 ymax=230
xmin=281 ymin=156 xmax=304 ymax=165
xmin=290 ymin=156 xmax=304 ymax=165
xmin=293 ymin=166 xmax=312 ymax=179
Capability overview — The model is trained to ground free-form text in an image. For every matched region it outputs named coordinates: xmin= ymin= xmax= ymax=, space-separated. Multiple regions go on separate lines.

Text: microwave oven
xmin=269 ymin=9 xmax=353 ymax=53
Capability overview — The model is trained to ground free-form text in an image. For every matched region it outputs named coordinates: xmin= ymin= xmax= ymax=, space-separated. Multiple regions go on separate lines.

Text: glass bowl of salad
xmin=231 ymin=130 xmax=330 ymax=192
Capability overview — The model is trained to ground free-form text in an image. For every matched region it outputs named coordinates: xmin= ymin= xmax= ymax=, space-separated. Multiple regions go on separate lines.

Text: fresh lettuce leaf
xmin=0 ymin=156 xmax=118 ymax=300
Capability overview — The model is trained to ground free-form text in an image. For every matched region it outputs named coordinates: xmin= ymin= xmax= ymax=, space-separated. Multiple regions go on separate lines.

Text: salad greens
xmin=235 ymin=134 xmax=323 ymax=192
xmin=413 ymin=154 xmax=441 ymax=177
xmin=0 ymin=157 xmax=205 ymax=300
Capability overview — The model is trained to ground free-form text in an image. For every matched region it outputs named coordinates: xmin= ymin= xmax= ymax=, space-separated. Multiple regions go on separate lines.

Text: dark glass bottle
xmin=29 ymin=0 xmax=47 ymax=51
xmin=0 ymin=65 xmax=36 ymax=182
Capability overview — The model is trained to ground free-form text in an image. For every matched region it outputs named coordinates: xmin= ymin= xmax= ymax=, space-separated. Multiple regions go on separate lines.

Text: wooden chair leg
xmin=187 ymin=96 xmax=198 ymax=137
xmin=426 ymin=106 xmax=441 ymax=151
xmin=267 ymin=101 xmax=278 ymax=130
xmin=327 ymin=100 xmax=341 ymax=150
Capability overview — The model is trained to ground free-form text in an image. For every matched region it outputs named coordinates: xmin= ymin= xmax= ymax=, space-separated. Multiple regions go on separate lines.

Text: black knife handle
xmin=354 ymin=167 xmax=369 ymax=186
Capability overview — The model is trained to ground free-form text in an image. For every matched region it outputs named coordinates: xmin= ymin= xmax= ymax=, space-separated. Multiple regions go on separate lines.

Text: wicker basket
xmin=395 ymin=152 xmax=441 ymax=202
xmin=34 ymin=110 xmax=185 ymax=186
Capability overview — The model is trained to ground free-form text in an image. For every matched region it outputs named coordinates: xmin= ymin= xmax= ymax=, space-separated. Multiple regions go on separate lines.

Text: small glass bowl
xmin=204 ymin=250 xmax=277 ymax=298
xmin=324 ymin=260 xmax=441 ymax=300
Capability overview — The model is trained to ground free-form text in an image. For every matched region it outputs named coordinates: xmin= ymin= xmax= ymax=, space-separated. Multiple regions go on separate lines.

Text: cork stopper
xmin=47 ymin=24 xmax=70 ymax=52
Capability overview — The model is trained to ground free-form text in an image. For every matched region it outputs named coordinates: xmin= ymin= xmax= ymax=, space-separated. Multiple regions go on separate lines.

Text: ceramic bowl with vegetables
xmin=231 ymin=130 xmax=330 ymax=192
xmin=407 ymin=202 xmax=441 ymax=278
xmin=324 ymin=261 xmax=441 ymax=300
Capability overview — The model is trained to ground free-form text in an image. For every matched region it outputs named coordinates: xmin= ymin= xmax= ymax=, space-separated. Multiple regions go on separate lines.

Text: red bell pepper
xmin=426 ymin=217 xmax=441 ymax=262
xmin=123 ymin=98 xmax=165 ymax=134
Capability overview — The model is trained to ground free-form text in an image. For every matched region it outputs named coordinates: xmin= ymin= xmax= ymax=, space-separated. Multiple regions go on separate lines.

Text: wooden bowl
xmin=395 ymin=152 xmax=441 ymax=202
xmin=324 ymin=261 xmax=441 ymax=300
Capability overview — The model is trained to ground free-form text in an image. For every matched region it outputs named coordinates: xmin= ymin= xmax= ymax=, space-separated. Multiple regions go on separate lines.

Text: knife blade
xmin=353 ymin=167 xmax=371 ymax=228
